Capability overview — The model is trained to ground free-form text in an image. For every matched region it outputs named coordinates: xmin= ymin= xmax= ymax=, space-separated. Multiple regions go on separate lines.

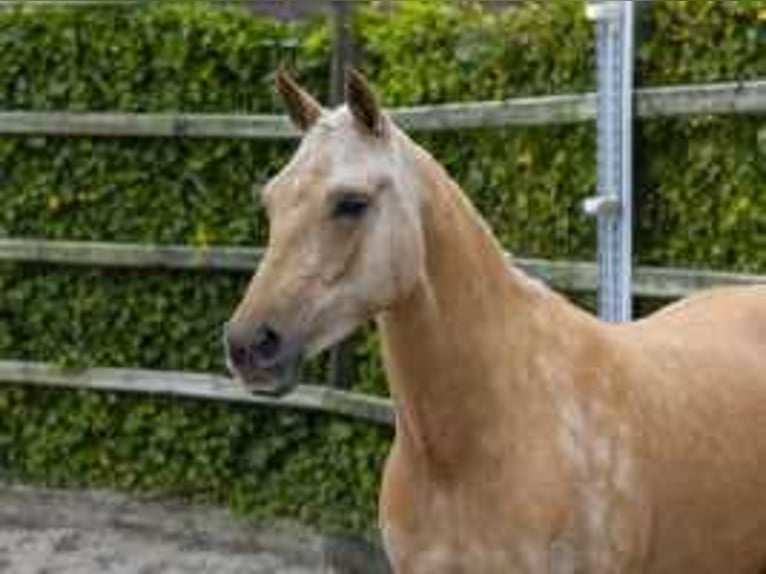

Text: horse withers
xmin=224 ymin=69 xmax=766 ymax=573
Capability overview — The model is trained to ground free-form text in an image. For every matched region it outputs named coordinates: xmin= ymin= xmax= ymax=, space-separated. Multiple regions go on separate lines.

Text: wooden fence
xmin=2 ymin=79 xmax=766 ymax=424
xmin=1 ymin=80 xmax=765 ymax=138
xmin=2 ymin=238 xmax=765 ymax=299
xmin=0 ymin=360 xmax=395 ymax=425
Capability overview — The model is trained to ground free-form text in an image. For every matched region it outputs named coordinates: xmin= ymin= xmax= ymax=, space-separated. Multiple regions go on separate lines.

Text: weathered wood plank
xmin=0 ymin=360 xmax=395 ymax=426
xmin=397 ymin=80 xmax=766 ymax=130
xmin=0 ymin=112 xmax=297 ymax=139
xmin=637 ymin=81 xmax=766 ymax=119
xmin=0 ymin=0 xmax=150 ymax=5
xmin=0 ymin=81 xmax=764 ymax=138
xmin=0 ymin=0 xmax=366 ymax=5
xmin=521 ymin=258 xmax=766 ymax=299
xmin=0 ymin=238 xmax=260 ymax=271
xmin=1 ymin=238 xmax=764 ymax=298
xmin=393 ymin=92 xmax=597 ymax=130
xmin=633 ymin=266 xmax=766 ymax=299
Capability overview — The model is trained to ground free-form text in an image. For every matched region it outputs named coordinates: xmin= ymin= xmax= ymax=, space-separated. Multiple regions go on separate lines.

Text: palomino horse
xmin=224 ymin=70 xmax=766 ymax=573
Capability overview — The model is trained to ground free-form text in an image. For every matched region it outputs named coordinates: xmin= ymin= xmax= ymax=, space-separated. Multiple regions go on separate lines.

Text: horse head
xmin=224 ymin=70 xmax=425 ymax=394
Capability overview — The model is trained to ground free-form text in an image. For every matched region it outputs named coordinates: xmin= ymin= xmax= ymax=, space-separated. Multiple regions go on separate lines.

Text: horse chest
xmin=381 ymin=516 xmax=587 ymax=574
xmin=380 ymin=518 xmax=551 ymax=574
xmin=380 ymin=403 xmax=650 ymax=574
xmin=379 ymin=466 xmax=563 ymax=573
xmin=381 ymin=487 xmax=640 ymax=574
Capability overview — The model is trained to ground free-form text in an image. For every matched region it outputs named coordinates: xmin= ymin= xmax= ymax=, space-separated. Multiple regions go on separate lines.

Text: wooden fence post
xmin=327 ymin=0 xmax=357 ymax=389
xmin=330 ymin=0 xmax=354 ymax=106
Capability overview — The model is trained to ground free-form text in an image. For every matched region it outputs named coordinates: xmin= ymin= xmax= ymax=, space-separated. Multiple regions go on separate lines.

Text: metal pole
xmin=619 ymin=2 xmax=635 ymax=321
xmin=584 ymin=0 xmax=635 ymax=322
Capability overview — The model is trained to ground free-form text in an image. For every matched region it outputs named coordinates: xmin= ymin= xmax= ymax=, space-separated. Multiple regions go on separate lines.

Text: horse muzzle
xmin=223 ymin=321 xmax=304 ymax=396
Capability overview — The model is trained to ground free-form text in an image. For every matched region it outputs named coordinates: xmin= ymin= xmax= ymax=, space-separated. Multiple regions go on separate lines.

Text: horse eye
xmin=332 ymin=192 xmax=371 ymax=220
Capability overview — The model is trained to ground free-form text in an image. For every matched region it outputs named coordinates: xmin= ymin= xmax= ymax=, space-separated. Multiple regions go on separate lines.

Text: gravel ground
xmin=0 ymin=487 xmax=389 ymax=574
xmin=0 ymin=527 xmax=319 ymax=574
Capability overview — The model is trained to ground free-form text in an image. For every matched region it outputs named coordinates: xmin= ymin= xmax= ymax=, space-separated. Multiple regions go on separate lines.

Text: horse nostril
xmin=224 ymin=324 xmax=248 ymax=370
xmin=229 ymin=341 xmax=247 ymax=367
xmin=252 ymin=324 xmax=282 ymax=364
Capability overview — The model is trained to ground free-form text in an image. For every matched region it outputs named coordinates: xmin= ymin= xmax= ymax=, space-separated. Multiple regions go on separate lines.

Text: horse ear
xmin=345 ymin=68 xmax=386 ymax=138
xmin=275 ymin=69 xmax=323 ymax=133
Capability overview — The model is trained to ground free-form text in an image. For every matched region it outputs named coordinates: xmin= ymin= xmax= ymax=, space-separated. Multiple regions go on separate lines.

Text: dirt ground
xmin=0 ymin=486 xmax=389 ymax=574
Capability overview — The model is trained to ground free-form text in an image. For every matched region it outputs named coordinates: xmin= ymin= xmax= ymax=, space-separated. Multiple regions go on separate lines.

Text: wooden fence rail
xmin=1 ymin=238 xmax=764 ymax=298
xmin=1 ymin=81 xmax=765 ymax=417
xmin=0 ymin=360 xmax=395 ymax=425
xmin=0 ymin=81 xmax=764 ymax=139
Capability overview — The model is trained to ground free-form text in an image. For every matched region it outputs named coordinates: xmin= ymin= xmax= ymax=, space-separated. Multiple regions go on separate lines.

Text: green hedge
xmin=0 ymin=0 xmax=764 ymax=534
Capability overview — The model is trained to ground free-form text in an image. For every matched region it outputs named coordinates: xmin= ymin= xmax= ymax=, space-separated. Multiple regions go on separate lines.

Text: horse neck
xmin=378 ymin=140 xmax=579 ymax=476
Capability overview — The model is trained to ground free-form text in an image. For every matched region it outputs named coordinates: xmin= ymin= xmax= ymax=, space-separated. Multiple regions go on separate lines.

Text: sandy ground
xmin=0 ymin=527 xmax=318 ymax=574
xmin=0 ymin=487 xmax=389 ymax=574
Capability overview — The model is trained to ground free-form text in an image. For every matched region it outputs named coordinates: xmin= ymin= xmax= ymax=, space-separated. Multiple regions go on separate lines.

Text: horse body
xmin=621 ymin=288 xmax=766 ymax=574
xmin=377 ymin=141 xmax=766 ymax=573
xmin=225 ymin=70 xmax=766 ymax=573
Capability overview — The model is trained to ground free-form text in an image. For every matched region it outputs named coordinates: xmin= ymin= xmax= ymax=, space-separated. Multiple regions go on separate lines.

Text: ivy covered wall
xmin=0 ymin=0 xmax=763 ymax=534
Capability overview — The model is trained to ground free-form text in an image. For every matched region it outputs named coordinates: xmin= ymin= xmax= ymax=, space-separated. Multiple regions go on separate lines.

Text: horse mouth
xmin=237 ymin=353 xmax=303 ymax=397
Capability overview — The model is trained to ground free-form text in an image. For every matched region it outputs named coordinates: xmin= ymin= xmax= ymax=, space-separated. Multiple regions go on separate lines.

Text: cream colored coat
xmin=227 ymin=70 xmax=766 ymax=573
